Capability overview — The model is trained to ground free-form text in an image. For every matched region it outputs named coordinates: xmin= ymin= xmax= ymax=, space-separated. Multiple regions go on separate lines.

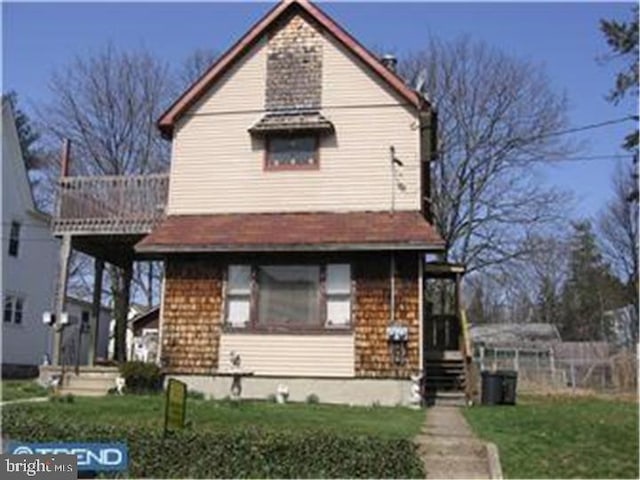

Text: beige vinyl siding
xmin=189 ymin=38 xmax=267 ymax=115
xmin=167 ymin=22 xmax=420 ymax=215
xmin=218 ymin=333 xmax=355 ymax=377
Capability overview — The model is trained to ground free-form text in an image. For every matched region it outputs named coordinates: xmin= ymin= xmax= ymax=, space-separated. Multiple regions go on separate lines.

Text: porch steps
xmin=424 ymin=354 xmax=467 ymax=406
xmin=40 ymin=366 xmax=119 ymax=397
xmin=63 ymin=373 xmax=117 ymax=396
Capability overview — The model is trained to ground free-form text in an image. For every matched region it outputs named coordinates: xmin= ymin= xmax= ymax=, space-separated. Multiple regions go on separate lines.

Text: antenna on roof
xmin=413 ymin=68 xmax=427 ymax=93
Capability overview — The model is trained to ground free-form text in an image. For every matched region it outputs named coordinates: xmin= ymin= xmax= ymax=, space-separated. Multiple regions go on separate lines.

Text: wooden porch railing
xmin=53 ymin=174 xmax=169 ymax=235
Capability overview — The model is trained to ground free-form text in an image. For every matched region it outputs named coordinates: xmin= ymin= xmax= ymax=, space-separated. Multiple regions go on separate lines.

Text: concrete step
xmin=425 ymin=391 xmax=467 ymax=407
xmin=66 ymin=378 xmax=115 ymax=391
xmin=58 ymin=387 xmax=108 ymax=397
xmin=423 ymin=456 xmax=490 ymax=479
xmin=424 ymin=350 xmax=463 ymax=361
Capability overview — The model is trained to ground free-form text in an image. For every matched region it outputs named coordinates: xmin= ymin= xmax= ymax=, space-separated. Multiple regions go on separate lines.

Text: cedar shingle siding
xmin=161 ymin=258 xmax=223 ymax=374
xmin=161 ymin=253 xmax=420 ymax=378
xmin=266 ymin=13 xmax=322 ymax=111
xmin=354 ymin=253 xmax=420 ymax=378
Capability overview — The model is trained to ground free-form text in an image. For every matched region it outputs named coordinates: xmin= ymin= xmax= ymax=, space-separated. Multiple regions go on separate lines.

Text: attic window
xmin=265 ymin=134 xmax=318 ymax=170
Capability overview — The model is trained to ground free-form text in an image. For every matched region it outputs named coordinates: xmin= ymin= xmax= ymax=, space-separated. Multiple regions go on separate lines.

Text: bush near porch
xmin=2 ymin=396 xmax=425 ymax=478
xmin=463 ymin=394 xmax=639 ymax=479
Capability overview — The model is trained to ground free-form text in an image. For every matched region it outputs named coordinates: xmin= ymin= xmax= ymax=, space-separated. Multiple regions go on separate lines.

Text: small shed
xmin=470 ymin=323 xmax=562 ymax=387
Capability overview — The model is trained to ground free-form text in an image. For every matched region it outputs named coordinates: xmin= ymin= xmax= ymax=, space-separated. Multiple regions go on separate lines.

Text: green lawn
xmin=3 ymin=394 xmax=425 ymax=439
xmin=1 ymin=380 xmax=48 ymax=402
xmin=464 ymin=394 xmax=639 ymax=479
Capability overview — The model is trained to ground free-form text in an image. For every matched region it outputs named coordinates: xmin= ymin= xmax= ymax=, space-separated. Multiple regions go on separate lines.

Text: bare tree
xmin=40 ymin=44 xmax=172 ymax=176
xmin=598 ymin=161 xmax=639 ymax=295
xmin=177 ymin=48 xmax=218 ymax=91
xmin=37 ymin=45 xmax=175 ymax=361
xmin=400 ymin=37 xmax=572 ymax=273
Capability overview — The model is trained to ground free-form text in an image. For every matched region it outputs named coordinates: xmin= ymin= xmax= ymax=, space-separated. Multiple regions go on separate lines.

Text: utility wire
xmin=517 ymin=116 xmax=636 ymax=143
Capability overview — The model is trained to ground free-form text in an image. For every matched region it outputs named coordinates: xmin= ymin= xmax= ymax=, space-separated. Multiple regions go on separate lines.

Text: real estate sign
xmin=164 ymin=379 xmax=187 ymax=434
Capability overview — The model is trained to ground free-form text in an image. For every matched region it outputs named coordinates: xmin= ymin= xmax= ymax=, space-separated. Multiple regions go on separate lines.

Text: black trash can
xmin=481 ymin=371 xmax=502 ymax=405
xmin=497 ymin=370 xmax=518 ymax=405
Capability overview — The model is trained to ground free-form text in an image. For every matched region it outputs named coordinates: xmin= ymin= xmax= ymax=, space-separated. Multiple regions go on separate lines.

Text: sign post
xmin=164 ymin=379 xmax=187 ymax=436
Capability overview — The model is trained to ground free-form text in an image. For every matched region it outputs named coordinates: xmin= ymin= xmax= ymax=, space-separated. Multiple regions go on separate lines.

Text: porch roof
xmin=135 ymin=211 xmax=444 ymax=253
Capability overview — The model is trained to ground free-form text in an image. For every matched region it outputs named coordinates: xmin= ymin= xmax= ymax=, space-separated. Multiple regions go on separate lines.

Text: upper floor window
xmin=265 ymin=135 xmax=318 ymax=170
xmin=8 ymin=221 xmax=21 ymax=257
xmin=4 ymin=295 xmax=25 ymax=325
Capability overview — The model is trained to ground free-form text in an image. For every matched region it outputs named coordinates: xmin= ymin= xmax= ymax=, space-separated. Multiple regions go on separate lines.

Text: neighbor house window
xmin=3 ymin=295 xmax=25 ymax=324
xmin=266 ymin=135 xmax=318 ymax=169
xmin=8 ymin=221 xmax=21 ymax=257
xmin=224 ymin=263 xmax=351 ymax=331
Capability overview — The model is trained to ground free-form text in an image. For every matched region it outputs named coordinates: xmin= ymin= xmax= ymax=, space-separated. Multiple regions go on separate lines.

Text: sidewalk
xmin=0 ymin=396 xmax=48 ymax=407
xmin=415 ymin=406 xmax=492 ymax=480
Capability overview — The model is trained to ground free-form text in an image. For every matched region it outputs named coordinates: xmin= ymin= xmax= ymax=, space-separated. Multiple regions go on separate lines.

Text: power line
xmin=521 ymin=116 xmax=636 ymax=143
xmin=547 ymin=154 xmax=636 ymax=163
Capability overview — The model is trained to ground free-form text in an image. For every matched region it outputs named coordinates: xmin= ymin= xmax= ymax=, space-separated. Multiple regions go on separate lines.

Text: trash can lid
xmin=495 ymin=370 xmax=518 ymax=377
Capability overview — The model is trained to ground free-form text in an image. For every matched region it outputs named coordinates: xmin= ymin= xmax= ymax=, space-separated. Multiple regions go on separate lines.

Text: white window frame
xmin=3 ymin=294 xmax=25 ymax=326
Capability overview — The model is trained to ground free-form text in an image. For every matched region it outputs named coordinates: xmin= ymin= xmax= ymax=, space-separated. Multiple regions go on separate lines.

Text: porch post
xmin=114 ymin=260 xmax=133 ymax=363
xmin=88 ymin=258 xmax=105 ymax=366
xmin=454 ymin=272 xmax=461 ymax=314
xmin=52 ymin=235 xmax=72 ymax=366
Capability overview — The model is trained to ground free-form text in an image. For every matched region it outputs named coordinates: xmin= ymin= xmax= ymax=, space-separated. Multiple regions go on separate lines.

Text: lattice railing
xmin=53 ymin=174 xmax=169 ymax=235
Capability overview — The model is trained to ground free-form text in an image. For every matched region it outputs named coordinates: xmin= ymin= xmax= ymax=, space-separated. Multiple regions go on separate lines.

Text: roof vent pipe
xmin=381 ymin=54 xmax=397 ymax=72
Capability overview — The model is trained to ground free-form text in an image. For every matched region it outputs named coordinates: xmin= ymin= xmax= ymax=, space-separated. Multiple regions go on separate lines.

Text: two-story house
xmin=2 ymin=99 xmax=59 ymax=376
xmin=52 ymin=0 xmax=469 ymax=405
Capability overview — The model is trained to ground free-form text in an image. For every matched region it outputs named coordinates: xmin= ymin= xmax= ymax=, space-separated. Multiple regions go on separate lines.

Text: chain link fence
xmin=472 ymin=343 xmax=638 ymax=394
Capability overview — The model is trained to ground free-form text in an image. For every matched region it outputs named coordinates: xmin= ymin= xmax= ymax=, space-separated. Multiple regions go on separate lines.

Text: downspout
xmin=389 ymin=145 xmax=397 ymax=324
xmin=390 ymin=253 xmax=396 ymax=325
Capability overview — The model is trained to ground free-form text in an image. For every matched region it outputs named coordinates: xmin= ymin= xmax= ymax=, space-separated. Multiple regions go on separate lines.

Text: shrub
xmin=118 ymin=362 xmax=162 ymax=394
xmin=266 ymin=393 xmax=277 ymax=403
xmin=306 ymin=393 xmax=320 ymax=404
xmin=48 ymin=393 xmax=74 ymax=403
xmin=2 ymin=407 xmax=424 ymax=479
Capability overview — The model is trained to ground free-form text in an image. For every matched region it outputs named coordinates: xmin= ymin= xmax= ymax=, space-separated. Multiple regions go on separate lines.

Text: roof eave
xmin=136 ymin=241 xmax=446 ymax=254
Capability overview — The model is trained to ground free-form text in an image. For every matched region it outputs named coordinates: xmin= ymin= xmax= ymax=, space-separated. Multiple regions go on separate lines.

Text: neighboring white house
xmin=107 ymin=304 xmax=159 ymax=362
xmin=1 ymin=99 xmax=59 ymax=374
xmin=60 ymin=296 xmax=113 ymax=366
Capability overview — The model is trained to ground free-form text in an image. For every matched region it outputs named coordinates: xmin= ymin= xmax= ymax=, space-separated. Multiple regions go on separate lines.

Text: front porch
xmin=50 ymin=166 xmax=169 ymax=369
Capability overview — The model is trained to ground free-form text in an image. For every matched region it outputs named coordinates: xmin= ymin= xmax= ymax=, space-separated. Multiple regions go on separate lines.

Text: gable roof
xmin=158 ymin=0 xmax=427 ymax=138
xmin=2 ymin=99 xmax=38 ymax=215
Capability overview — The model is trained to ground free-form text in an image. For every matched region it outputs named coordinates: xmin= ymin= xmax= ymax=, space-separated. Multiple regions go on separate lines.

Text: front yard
xmin=2 ymin=394 xmax=426 ymax=478
xmin=464 ymin=394 xmax=639 ymax=479
xmin=3 ymin=393 xmax=423 ymax=438
xmin=1 ymin=379 xmax=48 ymax=402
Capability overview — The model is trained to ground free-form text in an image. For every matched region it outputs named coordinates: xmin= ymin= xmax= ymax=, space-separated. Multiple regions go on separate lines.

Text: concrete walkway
xmin=415 ymin=406 xmax=492 ymax=480
xmin=0 ymin=396 xmax=48 ymax=407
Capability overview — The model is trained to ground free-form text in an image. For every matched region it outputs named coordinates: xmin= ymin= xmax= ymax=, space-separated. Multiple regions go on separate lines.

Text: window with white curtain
xmin=226 ymin=265 xmax=251 ymax=327
xmin=326 ymin=264 xmax=351 ymax=327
